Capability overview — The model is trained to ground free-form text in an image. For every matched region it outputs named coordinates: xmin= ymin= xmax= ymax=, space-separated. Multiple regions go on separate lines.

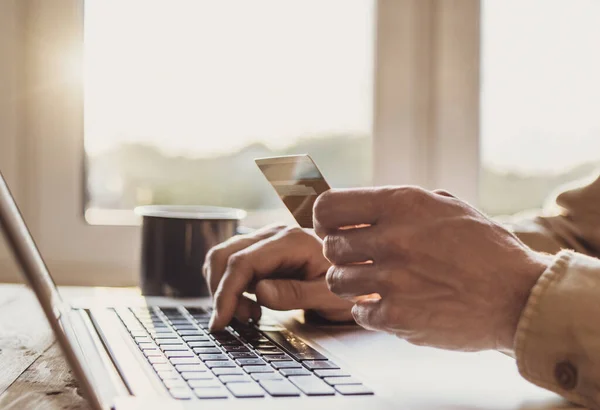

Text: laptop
xmin=0 ymin=171 xmax=393 ymax=409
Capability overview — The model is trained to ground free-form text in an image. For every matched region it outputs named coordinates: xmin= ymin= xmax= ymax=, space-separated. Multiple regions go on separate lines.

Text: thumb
xmin=255 ymin=278 xmax=333 ymax=311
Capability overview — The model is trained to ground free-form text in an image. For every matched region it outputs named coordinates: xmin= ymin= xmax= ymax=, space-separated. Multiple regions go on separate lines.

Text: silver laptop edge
xmin=0 ymin=171 xmax=105 ymax=410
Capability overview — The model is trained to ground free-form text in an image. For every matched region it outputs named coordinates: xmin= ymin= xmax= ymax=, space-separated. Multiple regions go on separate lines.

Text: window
xmin=84 ymin=0 xmax=375 ymax=228
xmin=480 ymin=0 xmax=600 ymax=216
xmin=0 ymin=0 xmax=478 ymax=285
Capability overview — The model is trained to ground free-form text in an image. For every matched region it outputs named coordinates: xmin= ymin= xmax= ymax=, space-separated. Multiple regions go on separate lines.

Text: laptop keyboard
xmin=115 ymin=306 xmax=374 ymax=400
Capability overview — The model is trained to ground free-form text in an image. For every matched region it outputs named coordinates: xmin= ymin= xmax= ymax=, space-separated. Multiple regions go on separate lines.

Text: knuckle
xmin=325 ymin=266 xmax=343 ymax=294
xmin=288 ymin=281 xmax=305 ymax=303
xmin=282 ymin=226 xmax=304 ymax=237
xmin=226 ymin=252 xmax=246 ymax=271
xmin=404 ymin=186 xmax=428 ymax=203
xmin=203 ymin=247 xmax=221 ymax=279
xmin=373 ymin=268 xmax=392 ymax=289
xmin=322 ymin=235 xmax=340 ymax=262
xmin=206 ymin=245 xmax=227 ymax=266
xmin=255 ymin=285 xmax=273 ymax=307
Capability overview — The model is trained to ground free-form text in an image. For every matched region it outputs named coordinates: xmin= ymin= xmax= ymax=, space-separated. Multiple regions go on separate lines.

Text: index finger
xmin=209 ymin=228 xmax=326 ymax=330
xmin=313 ymin=188 xmax=384 ymax=238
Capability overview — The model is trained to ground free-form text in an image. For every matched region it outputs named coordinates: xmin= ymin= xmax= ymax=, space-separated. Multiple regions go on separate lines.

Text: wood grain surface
xmin=0 ymin=285 xmax=90 ymax=409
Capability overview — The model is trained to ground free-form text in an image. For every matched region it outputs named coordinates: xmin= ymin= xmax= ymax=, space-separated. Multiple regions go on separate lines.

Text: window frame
xmin=0 ymin=0 xmax=480 ymax=286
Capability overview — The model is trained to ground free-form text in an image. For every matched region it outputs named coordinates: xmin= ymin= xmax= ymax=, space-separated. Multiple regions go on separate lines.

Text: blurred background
xmin=84 ymin=0 xmax=600 ymax=228
xmin=1 ymin=0 xmax=599 ymax=285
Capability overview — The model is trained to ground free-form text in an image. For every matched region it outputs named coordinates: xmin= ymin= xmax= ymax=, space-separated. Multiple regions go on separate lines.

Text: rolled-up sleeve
xmin=504 ymin=172 xmax=600 ymax=408
xmin=515 ymin=250 xmax=600 ymax=409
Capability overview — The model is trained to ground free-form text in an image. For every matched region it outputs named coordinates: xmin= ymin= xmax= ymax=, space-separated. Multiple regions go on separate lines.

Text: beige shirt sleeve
xmin=505 ymin=173 xmax=600 ymax=408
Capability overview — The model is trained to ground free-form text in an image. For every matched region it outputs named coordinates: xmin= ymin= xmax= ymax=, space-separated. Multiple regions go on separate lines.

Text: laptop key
xmin=193 ymin=347 xmax=221 ymax=355
xmin=259 ymin=379 xmax=301 ymax=397
xmin=243 ymin=365 xmax=274 ymax=374
xmin=335 ymin=384 xmax=374 ymax=396
xmin=157 ymin=370 xmax=181 ymax=380
xmin=175 ymin=364 xmax=208 ymax=372
xmin=211 ymin=367 xmax=244 ymax=376
xmin=216 ymin=339 xmax=243 ymax=347
xmin=187 ymin=379 xmax=222 ymax=388
xmin=199 ymin=354 xmax=229 ymax=361
xmin=271 ymin=361 xmax=302 ymax=369
xmin=172 ymin=325 xmax=198 ymax=331
xmin=261 ymin=330 xmax=328 ymax=361
xmin=205 ymin=360 xmax=236 ymax=368
xmin=227 ymin=381 xmax=265 ymax=398
xmin=130 ymin=330 xmax=148 ymax=337
xmin=235 ymin=358 xmax=265 ymax=366
xmin=161 ymin=344 xmax=189 ymax=352
xmin=303 ymin=360 xmax=339 ymax=370
xmin=138 ymin=343 xmax=159 ymax=350
xmin=170 ymin=358 xmax=202 ymax=366
xmin=163 ymin=379 xmax=188 ymax=389
xmin=253 ymin=343 xmax=277 ymax=350
xmin=279 ymin=368 xmax=311 ymax=377
xmin=134 ymin=336 xmax=153 ymax=344
xmin=143 ymin=349 xmax=164 ymax=357
xmin=187 ymin=341 xmax=216 ymax=348
xmin=165 ymin=351 xmax=195 ymax=358
xmin=222 ymin=345 xmax=250 ymax=353
xmin=183 ymin=336 xmax=210 ymax=342
xmin=193 ymin=387 xmax=229 ymax=399
xmin=180 ymin=372 xmax=214 ymax=380
xmin=314 ymin=369 xmax=350 ymax=378
xmin=256 ymin=348 xmax=284 ymax=355
xmin=155 ymin=338 xmax=181 ymax=345
xmin=324 ymin=376 xmax=361 ymax=385
xmin=229 ymin=352 xmax=258 ymax=359
xmin=246 ymin=338 xmax=270 ymax=346
xmin=252 ymin=373 xmax=284 ymax=381
xmin=178 ymin=330 xmax=204 ymax=336
xmin=185 ymin=307 xmax=208 ymax=315
xmin=262 ymin=354 xmax=292 ymax=362
xmin=152 ymin=363 xmax=174 ymax=372
xmin=219 ymin=375 xmax=252 ymax=384
xmin=149 ymin=331 xmax=178 ymax=338
xmin=169 ymin=388 xmax=193 ymax=400
xmin=147 ymin=356 xmax=168 ymax=364
xmin=288 ymin=375 xmax=336 ymax=396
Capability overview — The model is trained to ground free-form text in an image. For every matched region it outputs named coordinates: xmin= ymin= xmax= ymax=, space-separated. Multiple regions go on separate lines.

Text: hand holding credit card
xmin=255 ymin=155 xmax=380 ymax=305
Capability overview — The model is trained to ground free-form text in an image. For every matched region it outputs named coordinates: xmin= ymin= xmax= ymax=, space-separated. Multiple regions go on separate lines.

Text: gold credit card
xmin=255 ymin=155 xmax=331 ymax=228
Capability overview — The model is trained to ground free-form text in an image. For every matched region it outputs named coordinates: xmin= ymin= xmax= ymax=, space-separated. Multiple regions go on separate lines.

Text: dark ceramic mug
xmin=135 ymin=205 xmax=246 ymax=297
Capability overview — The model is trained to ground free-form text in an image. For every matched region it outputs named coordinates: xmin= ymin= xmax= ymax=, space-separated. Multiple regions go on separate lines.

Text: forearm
xmin=504 ymin=173 xmax=600 ymax=258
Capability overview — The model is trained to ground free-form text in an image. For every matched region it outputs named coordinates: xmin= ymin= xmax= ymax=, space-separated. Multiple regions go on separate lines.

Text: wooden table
xmin=0 ymin=285 xmax=138 ymax=410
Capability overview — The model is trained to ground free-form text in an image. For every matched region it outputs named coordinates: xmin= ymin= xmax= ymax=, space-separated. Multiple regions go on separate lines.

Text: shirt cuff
xmin=515 ymin=250 xmax=600 ymax=409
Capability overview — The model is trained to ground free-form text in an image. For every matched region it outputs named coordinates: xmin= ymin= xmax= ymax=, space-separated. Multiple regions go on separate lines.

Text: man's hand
xmin=314 ymin=187 xmax=551 ymax=352
xmin=206 ymin=225 xmax=353 ymax=331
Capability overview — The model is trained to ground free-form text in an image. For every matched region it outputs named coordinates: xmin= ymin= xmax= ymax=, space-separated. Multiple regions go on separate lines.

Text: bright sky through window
xmin=481 ymin=0 xmax=600 ymax=174
xmin=84 ymin=0 xmax=600 ymax=175
xmin=84 ymin=0 xmax=374 ymax=157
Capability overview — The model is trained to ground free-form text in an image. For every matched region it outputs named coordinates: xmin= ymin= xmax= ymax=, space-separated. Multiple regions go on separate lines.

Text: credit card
xmin=255 ymin=155 xmax=331 ymax=228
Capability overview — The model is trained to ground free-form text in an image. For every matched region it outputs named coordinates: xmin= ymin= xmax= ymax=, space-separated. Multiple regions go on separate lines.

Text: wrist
xmin=496 ymin=252 xmax=553 ymax=352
